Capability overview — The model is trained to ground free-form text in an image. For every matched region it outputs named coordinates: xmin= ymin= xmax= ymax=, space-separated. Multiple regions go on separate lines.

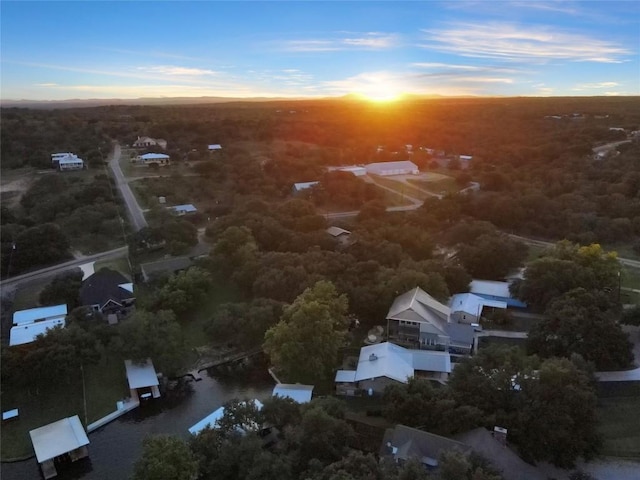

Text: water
xmin=1 ymin=364 xmax=275 ymax=480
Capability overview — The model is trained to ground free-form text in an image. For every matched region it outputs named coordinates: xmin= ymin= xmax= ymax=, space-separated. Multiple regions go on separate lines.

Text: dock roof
xmin=13 ymin=304 xmax=67 ymax=326
xmin=30 ymin=415 xmax=89 ymax=463
xmin=125 ymin=359 xmax=159 ymax=389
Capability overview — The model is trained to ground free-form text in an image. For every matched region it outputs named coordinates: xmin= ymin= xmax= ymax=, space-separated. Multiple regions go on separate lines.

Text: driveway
xmin=109 ymin=144 xmax=148 ymax=231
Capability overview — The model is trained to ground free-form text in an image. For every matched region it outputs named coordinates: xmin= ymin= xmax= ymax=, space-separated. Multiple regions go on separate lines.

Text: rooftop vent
xmin=369 ymin=353 xmax=378 ymax=361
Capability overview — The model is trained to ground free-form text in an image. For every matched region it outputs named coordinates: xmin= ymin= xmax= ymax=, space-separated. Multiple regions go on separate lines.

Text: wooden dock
xmin=86 ymin=398 xmax=139 ymax=433
xmin=196 ymin=348 xmax=263 ymax=373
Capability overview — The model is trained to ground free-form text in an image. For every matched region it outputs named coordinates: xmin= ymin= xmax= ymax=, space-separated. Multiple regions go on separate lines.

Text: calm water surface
xmin=2 ymin=365 xmax=274 ymax=480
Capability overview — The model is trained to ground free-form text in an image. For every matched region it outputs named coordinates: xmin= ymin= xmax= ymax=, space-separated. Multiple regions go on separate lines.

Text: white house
xmin=335 ymin=342 xmax=451 ymax=395
xmin=272 ymin=384 xmax=314 ymax=403
xmin=58 ymin=155 xmax=85 ymax=171
xmin=30 ymin=415 xmax=90 ymax=479
xmin=365 ymin=161 xmax=419 ymax=176
xmin=135 ymin=153 xmax=170 ymax=166
xmin=133 ymin=136 xmax=167 ymax=149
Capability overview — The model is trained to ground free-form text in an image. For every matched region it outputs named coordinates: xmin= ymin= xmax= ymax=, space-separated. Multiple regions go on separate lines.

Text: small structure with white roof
xmin=13 ymin=304 xmax=67 ymax=326
xmin=327 ymin=165 xmax=367 ymax=177
xmin=272 ymin=384 xmax=314 ymax=403
xmin=10 ymin=317 xmax=66 ymax=346
xmin=469 ymin=280 xmax=527 ymax=308
xmin=449 ymin=293 xmax=507 ymax=324
xmin=169 ymin=204 xmax=198 ymax=216
xmin=365 ymin=161 xmax=419 ymax=176
xmin=51 ymin=153 xmax=84 ymax=171
xmin=326 ymin=226 xmax=353 ymax=247
xmin=30 ymin=415 xmax=90 ymax=479
xmin=125 ymin=359 xmax=160 ymax=401
xmin=208 ymin=144 xmax=222 ymax=151
xmin=188 ymin=399 xmax=264 ymax=435
xmin=292 ymin=181 xmax=320 ymax=194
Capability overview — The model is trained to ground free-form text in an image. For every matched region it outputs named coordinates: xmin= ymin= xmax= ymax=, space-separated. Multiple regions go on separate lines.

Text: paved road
xmin=592 ymin=139 xmax=631 ymax=155
xmin=109 ymin=144 xmax=148 ymax=231
xmin=0 ymin=246 xmax=128 ymax=294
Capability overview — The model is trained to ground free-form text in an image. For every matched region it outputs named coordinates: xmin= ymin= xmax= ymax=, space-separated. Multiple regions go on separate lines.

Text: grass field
xmin=597 ymin=382 xmax=640 ymax=459
xmin=93 ymin=256 xmax=132 ymax=279
xmin=407 ymin=176 xmax=461 ymax=195
xmin=0 ymin=357 xmax=128 ymax=460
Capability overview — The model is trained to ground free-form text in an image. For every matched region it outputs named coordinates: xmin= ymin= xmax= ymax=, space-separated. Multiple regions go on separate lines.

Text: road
xmin=0 ymin=246 xmax=128 ymax=295
xmin=592 ymin=139 xmax=631 ymax=155
xmin=109 ymin=143 xmax=148 ymax=231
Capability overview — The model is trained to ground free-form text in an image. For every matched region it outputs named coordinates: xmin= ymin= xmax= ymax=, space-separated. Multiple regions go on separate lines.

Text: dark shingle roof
xmin=80 ymin=269 xmax=133 ymax=308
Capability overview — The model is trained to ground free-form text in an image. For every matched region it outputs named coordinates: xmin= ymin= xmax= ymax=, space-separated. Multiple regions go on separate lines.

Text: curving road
xmin=109 ymin=144 xmax=148 ymax=232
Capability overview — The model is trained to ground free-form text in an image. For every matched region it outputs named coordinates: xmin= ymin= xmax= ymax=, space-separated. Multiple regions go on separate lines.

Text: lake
xmin=1 ymin=363 xmax=275 ymax=480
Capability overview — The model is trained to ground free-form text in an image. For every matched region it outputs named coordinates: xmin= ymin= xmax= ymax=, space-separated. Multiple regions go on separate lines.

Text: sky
xmin=1 ymin=1 xmax=638 ymax=100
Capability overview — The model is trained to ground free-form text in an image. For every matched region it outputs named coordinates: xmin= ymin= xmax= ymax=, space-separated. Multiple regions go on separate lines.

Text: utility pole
xmin=81 ymin=362 xmax=88 ymax=427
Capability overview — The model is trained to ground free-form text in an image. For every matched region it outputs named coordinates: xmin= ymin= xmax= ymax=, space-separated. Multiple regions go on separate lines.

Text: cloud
xmin=421 ymin=22 xmax=632 ymax=63
xmin=284 ymin=32 xmax=399 ymax=52
xmin=575 ymin=81 xmax=620 ymax=90
xmin=137 ymin=65 xmax=219 ymax=76
xmin=34 ymin=83 xmax=58 ymax=87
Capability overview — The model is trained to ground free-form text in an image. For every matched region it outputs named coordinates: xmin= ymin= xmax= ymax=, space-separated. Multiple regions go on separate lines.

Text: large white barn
xmin=365 ymin=161 xmax=419 ymax=176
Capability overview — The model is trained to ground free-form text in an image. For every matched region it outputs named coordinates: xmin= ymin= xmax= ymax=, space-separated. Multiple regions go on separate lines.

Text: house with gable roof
xmin=80 ymin=268 xmax=135 ymax=319
xmin=386 ymin=287 xmax=475 ymax=354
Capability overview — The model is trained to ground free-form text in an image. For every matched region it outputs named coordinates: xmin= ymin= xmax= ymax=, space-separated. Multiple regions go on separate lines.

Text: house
xmin=449 ymin=293 xmax=507 ymax=324
xmin=79 ymin=268 xmax=135 ymax=318
xmin=365 ymin=160 xmax=419 ymax=176
xmin=208 ymin=144 xmax=222 ymax=151
xmin=326 ymin=226 xmax=352 ymax=246
xmin=51 ymin=153 xmax=84 ymax=171
xmin=51 ymin=152 xmax=74 ymax=163
xmin=292 ymin=181 xmax=319 ymax=194
xmin=29 ymin=415 xmax=90 ymax=479
xmin=13 ymin=304 xmax=67 ymax=326
xmin=327 ymin=165 xmax=367 ymax=176
xmin=10 ymin=317 xmax=66 ymax=346
xmin=134 ymin=153 xmax=170 ymax=166
xmin=140 ymin=257 xmax=193 ymax=282
xmin=125 ymin=358 xmax=161 ymax=401
xmin=386 ymin=287 xmax=475 ymax=354
xmin=334 ymin=342 xmax=451 ymax=395
xmin=380 ymin=424 xmax=471 ymax=469
xmin=133 ymin=136 xmax=167 ymax=149
xmin=188 ymin=399 xmax=264 ymax=435
xmin=469 ymin=280 xmax=527 ymax=308
xmin=272 ymin=384 xmax=314 ymax=403
xmin=168 ymin=204 xmax=197 ymax=216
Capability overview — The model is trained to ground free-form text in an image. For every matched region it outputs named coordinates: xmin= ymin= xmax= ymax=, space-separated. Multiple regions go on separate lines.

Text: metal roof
xmin=272 ymin=384 xmax=314 ymax=403
xmin=125 ymin=359 xmax=159 ymax=389
xmin=140 ymin=153 xmax=170 ymax=160
xmin=387 ymin=287 xmax=450 ymax=333
xmin=335 ymin=370 xmax=357 ymax=382
xmin=171 ymin=204 xmax=197 ymax=213
xmin=13 ymin=304 xmax=67 ymax=326
xmin=412 ymin=350 xmax=451 ymax=373
xmin=365 ymin=160 xmax=419 ymax=172
xmin=326 ymin=226 xmax=351 ymax=237
xmin=354 ymin=342 xmax=415 ymax=383
xmin=30 ymin=415 xmax=89 ymax=463
xmin=10 ymin=317 xmax=66 ymax=346
xmin=293 ymin=181 xmax=319 ymax=191
xmin=449 ymin=293 xmax=507 ymax=316
xmin=188 ymin=399 xmax=264 ymax=435
xmin=208 ymin=144 xmax=222 ymax=150
xmin=469 ymin=280 xmax=512 ymax=298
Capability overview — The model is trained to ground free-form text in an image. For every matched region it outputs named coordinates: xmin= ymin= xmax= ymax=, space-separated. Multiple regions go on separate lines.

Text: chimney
xmin=493 ymin=426 xmax=507 ymax=445
xmin=369 ymin=353 xmax=378 ymax=361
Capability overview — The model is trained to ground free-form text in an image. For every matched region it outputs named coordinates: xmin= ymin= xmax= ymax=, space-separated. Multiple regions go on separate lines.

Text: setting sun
xmin=354 ymin=86 xmax=403 ymax=102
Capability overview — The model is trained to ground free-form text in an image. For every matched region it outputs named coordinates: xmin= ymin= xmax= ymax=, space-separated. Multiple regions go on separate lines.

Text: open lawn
xmin=621 ymin=265 xmax=640 ymax=291
xmin=0 ymin=357 xmax=128 ymax=460
xmin=93 ymin=256 xmax=133 ymax=280
xmin=478 ymin=336 xmax=527 ymax=350
xmin=407 ymin=176 xmax=461 ymax=195
xmin=597 ymin=382 xmax=640 ymax=459
xmin=11 ymin=277 xmax=52 ymax=310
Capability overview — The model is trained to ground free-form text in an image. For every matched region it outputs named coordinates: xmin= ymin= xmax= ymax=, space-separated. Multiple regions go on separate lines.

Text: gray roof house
xmin=80 ymin=269 xmax=134 ymax=318
xmin=386 ymin=287 xmax=475 ymax=354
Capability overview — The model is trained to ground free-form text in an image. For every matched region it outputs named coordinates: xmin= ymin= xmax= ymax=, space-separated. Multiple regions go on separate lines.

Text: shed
xmin=30 ymin=415 xmax=90 ymax=479
xmin=125 ymin=358 xmax=160 ymax=401
xmin=169 ymin=204 xmax=197 ymax=215
xmin=292 ymin=181 xmax=319 ymax=193
xmin=272 ymin=384 xmax=314 ymax=403
xmin=208 ymin=144 xmax=222 ymax=151
xmin=189 ymin=399 xmax=264 ymax=435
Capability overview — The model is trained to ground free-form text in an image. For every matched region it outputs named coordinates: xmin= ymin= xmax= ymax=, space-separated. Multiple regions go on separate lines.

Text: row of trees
xmin=132 ymin=396 xmax=506 ymax=480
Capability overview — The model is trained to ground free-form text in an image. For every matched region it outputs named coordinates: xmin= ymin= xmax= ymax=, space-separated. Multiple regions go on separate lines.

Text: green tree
xmin=132 ymin=435 xmax=198 ymax=480
xmin=527 ymin=288 xmax=633 ymax=370
xmin=12 ymin=223 xmax=71 ymax=272
xmin=39 ymin=269 xmax=83 ymax=309
xmin=117 ymin=309 xmax=184 ymax=375
xmin=264 ymin=281 xmax=349 ymax=383
xmin=150 ymin=267 xmax=213 ymax=316
xmin=621 ymin=305 xmax=640 ymax=326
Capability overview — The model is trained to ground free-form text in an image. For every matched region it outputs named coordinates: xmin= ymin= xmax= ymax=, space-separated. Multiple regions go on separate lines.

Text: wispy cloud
xmin=34 ymin=82 xmax=58 ymax=87
xmin=421 ymin=22 xmax=632 ymax=63
xmin=574 ymin=81 xmax=620 ymax=90
xmin=284 ymin=32 xmax=399 ymax=52
xmin=137 ymin=65 xmax=219 ymax=76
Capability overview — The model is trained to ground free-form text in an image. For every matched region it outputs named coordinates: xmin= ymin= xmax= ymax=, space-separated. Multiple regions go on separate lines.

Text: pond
xmin=1 ymin=362 xmax=275 ymax=480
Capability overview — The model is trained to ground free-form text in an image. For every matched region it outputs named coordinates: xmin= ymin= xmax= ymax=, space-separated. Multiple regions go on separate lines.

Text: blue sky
xmin=1 ymin=1 xmax=638 ymax=100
